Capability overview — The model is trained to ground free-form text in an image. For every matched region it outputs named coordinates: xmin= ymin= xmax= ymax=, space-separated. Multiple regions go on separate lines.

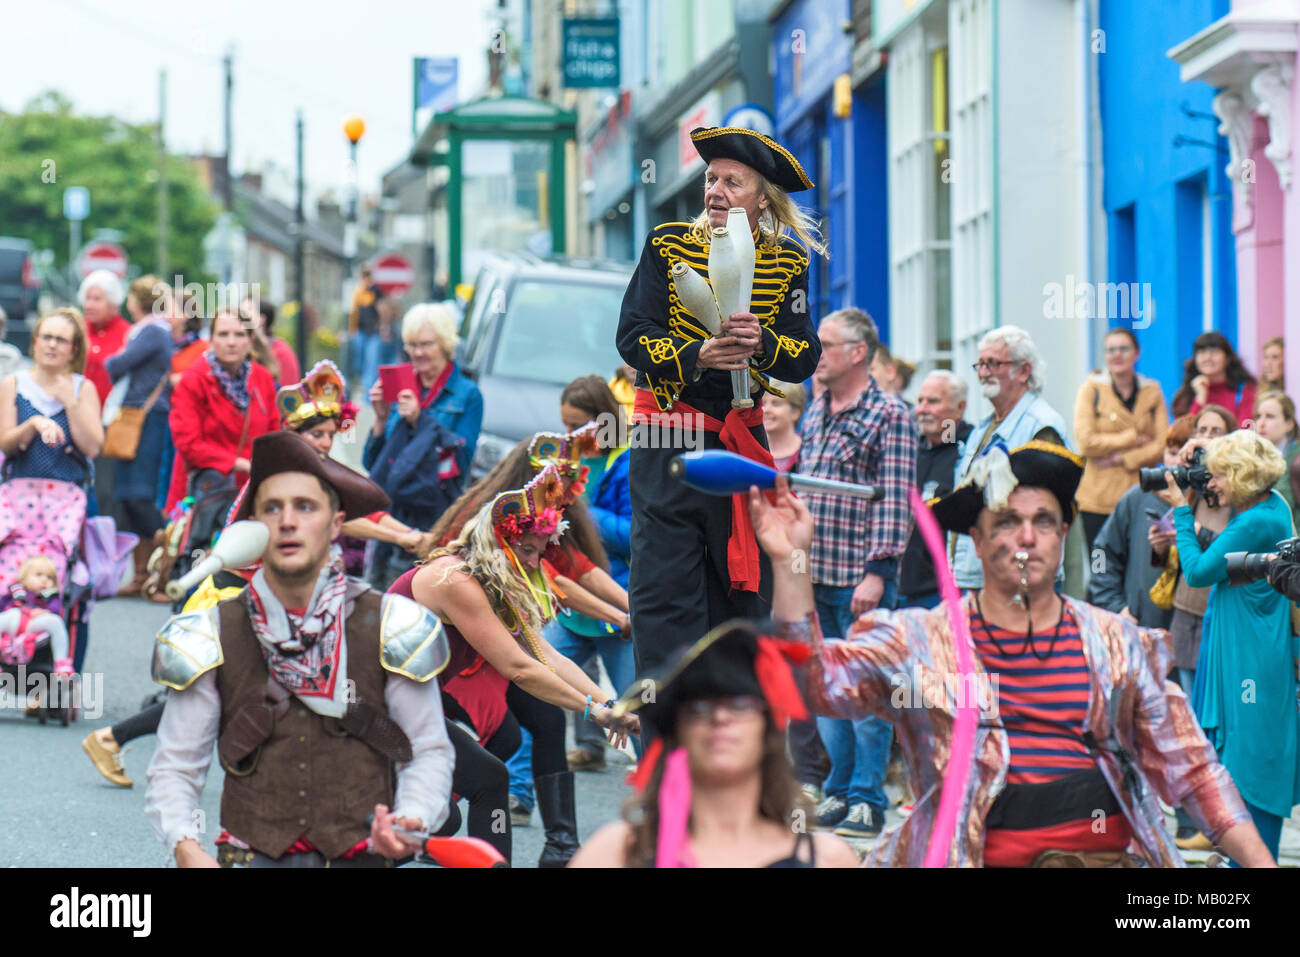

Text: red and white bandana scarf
xmin=244 ymin=557 xmax=350 ymax=717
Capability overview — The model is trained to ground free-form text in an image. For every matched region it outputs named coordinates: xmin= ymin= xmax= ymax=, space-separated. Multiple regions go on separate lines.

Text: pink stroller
xmin=0 ymin=477 xmax=132 ymax=724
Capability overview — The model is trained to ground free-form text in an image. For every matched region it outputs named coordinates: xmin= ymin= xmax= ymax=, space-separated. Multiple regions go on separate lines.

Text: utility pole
xmin=157 ymin=69 xmax=168 ymax=277
xmin=294 ymin=110 xmax=307 ymax=375
xmin=223 ymin=48 xmax=234 ymax=211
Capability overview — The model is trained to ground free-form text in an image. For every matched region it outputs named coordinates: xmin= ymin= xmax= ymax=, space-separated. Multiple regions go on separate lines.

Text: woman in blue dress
xmin=0 ymin=309 xmax=104 ymax=482
xmin=1169 ymin=428 xmax=1300 ymax=863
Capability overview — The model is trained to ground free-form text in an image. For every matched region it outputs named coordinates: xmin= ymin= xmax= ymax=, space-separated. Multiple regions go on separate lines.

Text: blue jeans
xmin=505 ymin=619 xmax=640 ymax=812
xmin=899 ymin=590 xmax=941 ymax=610
xmin=352 ymin=331 xmax=383 ymax=396
xmin=814 ymin=581 xmax=896 ymax=813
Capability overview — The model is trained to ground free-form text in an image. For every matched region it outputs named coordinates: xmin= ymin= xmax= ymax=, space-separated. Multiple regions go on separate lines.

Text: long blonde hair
xmin=689 ymin=173 xmax=826 ymax=258
xmin=428 ymin=504 xmax=545 ymax=636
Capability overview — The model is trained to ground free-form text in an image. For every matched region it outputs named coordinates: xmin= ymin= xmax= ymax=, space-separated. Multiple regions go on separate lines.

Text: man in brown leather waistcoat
xmin=144 ymin=431 xmax=455 ymax=868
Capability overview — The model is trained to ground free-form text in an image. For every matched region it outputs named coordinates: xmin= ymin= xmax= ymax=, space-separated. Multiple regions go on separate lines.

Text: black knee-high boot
xmin=535 ymin=771 xmax=579 ymax=868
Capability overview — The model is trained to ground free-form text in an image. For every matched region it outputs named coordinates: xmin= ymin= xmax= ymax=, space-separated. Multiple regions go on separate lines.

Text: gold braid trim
xmin=638 ymin=224 xmax=811 ymax=410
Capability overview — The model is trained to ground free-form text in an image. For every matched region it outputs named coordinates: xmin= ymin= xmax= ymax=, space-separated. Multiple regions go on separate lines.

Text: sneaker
xmin=800 ymin=783 xmax=823 ymax=805
xmin=815 ymin=795 xmax=848 ymax=829
xmin=509 ymin=795 xmax=532 ymax=827
xmin=566 ymin=748 xmax=606 ymax=772
xmin=835 ymin=803 xmax=885 ymax=839
xmin=82 ymin=729 xmax=133 ymax=788
xmin=897 ymin=803 xmax=914 ymax=818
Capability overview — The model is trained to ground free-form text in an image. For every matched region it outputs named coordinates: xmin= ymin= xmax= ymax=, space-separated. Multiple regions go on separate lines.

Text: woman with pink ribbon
xmin=569 ymin=618 xmax=859 ymax=868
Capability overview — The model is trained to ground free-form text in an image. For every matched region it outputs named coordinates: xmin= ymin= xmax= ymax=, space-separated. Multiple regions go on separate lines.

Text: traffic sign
xmin=370 ymin=252 xmax=415 ymax=298
xmin=78 ymin=240 xmax=128 ymax=279
xmin=64 ymin=187 xmax=90 ymax=222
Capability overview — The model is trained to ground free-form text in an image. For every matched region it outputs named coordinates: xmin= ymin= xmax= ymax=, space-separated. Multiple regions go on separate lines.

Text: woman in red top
xmin=165 ymin=310 xmax=278 ymax=512
xmin=77 ymin=270 xmax=132 ymax=407
xmin=1171 ymin=330 xmax=1258 ymax=423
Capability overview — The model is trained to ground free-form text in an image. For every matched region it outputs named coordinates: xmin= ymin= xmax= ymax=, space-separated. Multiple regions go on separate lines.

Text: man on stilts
xmin=617 ymin=126 xmax=824 ymax=729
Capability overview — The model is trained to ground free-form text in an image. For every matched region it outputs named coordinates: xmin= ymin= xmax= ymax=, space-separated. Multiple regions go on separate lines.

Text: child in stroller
xmin=0 ymin=554 xmax=72 ymax=675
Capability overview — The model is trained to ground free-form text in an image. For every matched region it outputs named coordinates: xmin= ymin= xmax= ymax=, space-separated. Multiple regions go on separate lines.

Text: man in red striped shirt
xmin=756 ymin=439 xmax=1277 ymax=867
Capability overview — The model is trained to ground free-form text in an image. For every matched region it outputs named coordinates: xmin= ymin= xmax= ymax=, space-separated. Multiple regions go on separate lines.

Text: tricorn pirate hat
xmin=232 ymin=431 xmax=389 ymax=522
xmin=690 ymin=126 xmax=815 ymax=193
xmin=931 ymin=440 xmax=1085 ymax=535
xmin=612 ymin=619 xmax=810 ymax=741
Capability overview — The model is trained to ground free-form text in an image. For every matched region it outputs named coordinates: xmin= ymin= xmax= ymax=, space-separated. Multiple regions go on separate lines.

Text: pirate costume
xmin=779 ymin=440 xmax=1255 ymax=866
xmin=617 ymin=126 xmax=821 ymax=691
xmin=610 ymin=619 xmax=815 ymax=868
xmin=145 ymin=431 xmax=455 ymax=867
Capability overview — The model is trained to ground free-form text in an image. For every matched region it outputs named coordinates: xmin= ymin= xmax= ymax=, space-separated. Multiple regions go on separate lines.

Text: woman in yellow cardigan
xmin=1074 ymin=328 xmax=1169 ymax=551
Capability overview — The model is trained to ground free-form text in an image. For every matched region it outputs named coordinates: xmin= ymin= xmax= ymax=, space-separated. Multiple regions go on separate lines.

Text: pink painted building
xmin=1170 ymin=0 xmax=1298 ymax=391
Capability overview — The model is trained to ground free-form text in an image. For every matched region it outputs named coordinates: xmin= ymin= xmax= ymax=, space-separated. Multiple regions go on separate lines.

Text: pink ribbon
xmin=909 ymin=487 xmax=978 ymax=868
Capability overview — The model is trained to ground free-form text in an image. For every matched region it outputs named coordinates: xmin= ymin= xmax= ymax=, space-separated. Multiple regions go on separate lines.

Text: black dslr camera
xmin=1224 ymin=537 xmax=1300 ymax=586
xmin=1137 ymin=447 xmax=1216 ymax=505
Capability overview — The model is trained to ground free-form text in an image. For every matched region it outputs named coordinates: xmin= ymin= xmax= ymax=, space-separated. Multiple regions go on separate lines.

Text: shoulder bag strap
xmin=139 ymin=373 xmax=169 ymax=417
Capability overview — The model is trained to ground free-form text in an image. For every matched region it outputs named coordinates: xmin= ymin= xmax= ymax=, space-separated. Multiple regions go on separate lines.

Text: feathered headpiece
xmin=528 ymin=423 xmax=601 ymax=504
xmin=277 ymin=360 xmax=358 ymax=432
xmin=489 ymin=463 xmax=568 ymax=544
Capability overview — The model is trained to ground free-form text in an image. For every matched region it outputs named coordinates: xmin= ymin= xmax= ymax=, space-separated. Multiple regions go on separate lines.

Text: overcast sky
xmin=2 ymin=0 xmax=495 ymax=205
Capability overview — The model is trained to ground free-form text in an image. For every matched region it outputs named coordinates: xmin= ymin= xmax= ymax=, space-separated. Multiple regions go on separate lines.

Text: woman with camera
xmin=1165 ymin=428 xmax=1300 ymax=865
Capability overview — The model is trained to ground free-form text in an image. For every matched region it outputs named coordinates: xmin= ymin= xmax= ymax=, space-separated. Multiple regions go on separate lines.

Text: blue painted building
xmin=772 ymin=0 xmax=890 ymax=339
xmin=1098 ymin=0 xmax=1236 ymax=404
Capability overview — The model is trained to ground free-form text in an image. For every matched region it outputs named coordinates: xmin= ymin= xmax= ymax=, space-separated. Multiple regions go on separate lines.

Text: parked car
xmin=458 ymin=254 xmax=634 ymax=478
xmin=0 ymin=238 xmax=39 ymax=354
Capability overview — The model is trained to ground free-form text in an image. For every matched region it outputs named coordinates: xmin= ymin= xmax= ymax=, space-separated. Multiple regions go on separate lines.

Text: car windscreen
xmin=489 ymin=278 xmax=628 ymax=386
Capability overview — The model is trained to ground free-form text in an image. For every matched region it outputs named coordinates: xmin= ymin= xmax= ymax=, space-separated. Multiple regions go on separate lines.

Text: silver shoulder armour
xmin=151 ymin=607 xmax=224 ymax=691
xmin=379 ymin=593 xmax=451 ymax=682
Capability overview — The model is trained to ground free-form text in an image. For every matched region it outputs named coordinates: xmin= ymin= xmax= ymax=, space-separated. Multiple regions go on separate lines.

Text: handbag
xmin=102 ymin=375 xmax=168 ymax=460
xmin=1149 ymin=545 xmax=1179 ymax=611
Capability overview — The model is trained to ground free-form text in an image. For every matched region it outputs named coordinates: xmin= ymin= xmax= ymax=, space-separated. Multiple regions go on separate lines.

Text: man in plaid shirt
xmin=797 ymin=307 xmax=917 ymax=838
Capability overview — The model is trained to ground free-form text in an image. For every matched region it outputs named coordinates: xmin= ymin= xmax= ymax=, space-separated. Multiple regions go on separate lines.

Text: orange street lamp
xmin=343 ymin=114 xmax=366 ymax=145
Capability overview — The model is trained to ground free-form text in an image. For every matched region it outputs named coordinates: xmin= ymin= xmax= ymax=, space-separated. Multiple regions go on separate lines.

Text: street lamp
xmin=342 ymin=114 xmax=366 ymax=278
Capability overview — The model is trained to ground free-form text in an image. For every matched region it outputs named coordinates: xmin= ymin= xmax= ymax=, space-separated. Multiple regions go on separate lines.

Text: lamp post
xmin=342 ymin=114 xmax=366 ymax=279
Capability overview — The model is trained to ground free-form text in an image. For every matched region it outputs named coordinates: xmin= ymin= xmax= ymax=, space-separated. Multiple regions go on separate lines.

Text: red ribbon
xmin=753 ymin=637 xmax=810 ymax=730
xmin=626 ymin=737 xmax=664 ymax=793
xmin=632 ymin=390 xmax=771 ymax=593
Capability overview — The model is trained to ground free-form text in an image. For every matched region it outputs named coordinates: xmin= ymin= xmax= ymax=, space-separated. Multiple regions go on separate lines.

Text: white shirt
xmin=144 ymin=668 xmax=454 ymax=856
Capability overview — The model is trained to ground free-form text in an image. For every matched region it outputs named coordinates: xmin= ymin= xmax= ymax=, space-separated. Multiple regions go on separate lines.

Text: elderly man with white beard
xmin=949 ymin=326 xmax=1073 ymax=590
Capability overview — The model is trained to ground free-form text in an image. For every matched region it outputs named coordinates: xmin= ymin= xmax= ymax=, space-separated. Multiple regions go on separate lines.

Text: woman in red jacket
xmin=164 ymin=310 xmax=278 ymax=512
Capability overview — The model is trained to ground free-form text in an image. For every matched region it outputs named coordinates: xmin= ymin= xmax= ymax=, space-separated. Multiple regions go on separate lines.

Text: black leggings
xmin=438 ymin=690 xmax=519 ymax=860
xmin=505 ymin=682 xmax=567 ymax=778
xmin=111 ymin=700 xmax=165 ymax=745
xmin=436 ymin=685 xmax=567 ymax=861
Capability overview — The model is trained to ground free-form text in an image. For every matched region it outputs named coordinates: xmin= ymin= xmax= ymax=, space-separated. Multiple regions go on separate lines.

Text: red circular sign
xmin=79 ymin=241 xmax=128 ymax=279
xmin=369 ymin=252 xmax=415 ymax=298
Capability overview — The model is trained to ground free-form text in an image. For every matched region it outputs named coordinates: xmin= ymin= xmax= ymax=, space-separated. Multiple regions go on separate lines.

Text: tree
xmin=0 ymin=90 xmax=217 ymax=287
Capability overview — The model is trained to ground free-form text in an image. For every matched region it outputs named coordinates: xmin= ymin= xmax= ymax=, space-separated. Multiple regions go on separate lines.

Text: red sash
xmin=632 ymin=389 xmax=771 ymax=593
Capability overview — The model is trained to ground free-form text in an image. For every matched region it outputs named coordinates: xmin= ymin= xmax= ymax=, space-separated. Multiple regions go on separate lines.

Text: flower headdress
xmin=528 ymin=423 xmax=601 ymax=504
xmin=489 ymin=463 xmax=568 ymax=545
xmin=277 ymin=360 xmax=358 ymax=432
